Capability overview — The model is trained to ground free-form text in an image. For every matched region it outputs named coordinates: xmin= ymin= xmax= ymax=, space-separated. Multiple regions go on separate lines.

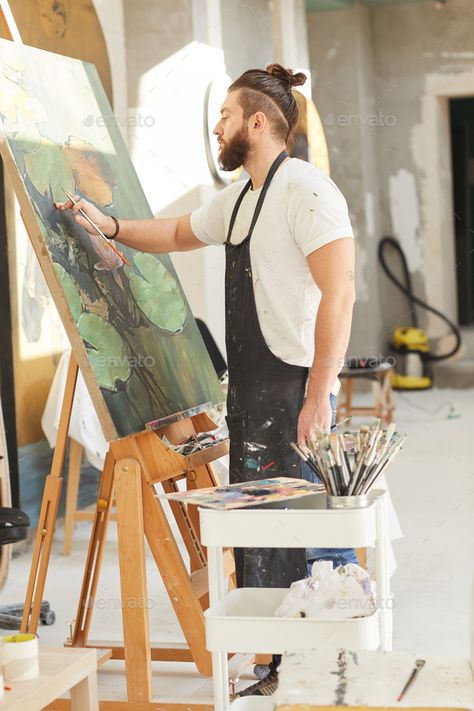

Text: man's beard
xmin=218 ymin=126 xmax=250 ymax=171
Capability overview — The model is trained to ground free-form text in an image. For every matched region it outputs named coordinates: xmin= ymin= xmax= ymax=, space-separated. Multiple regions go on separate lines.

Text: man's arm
xmin=55 ymin=196 xmax=204 ymax=253
xmin=297 ymin=237 xmax=355 ymax=448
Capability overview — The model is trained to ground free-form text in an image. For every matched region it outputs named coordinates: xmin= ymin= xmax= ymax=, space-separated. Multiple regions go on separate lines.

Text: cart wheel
xmin=253 ymin=664 xmax=270 ymax=680
xmin=41 ymin=610 xmax=56 ymax=626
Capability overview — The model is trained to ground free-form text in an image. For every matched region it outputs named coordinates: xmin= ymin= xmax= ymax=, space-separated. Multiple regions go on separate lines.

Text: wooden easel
xmin=22 ymin=352 xmax=234 ymax=709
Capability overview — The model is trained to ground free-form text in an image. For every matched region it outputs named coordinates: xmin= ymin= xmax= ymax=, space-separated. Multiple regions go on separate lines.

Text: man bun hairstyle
xmin=229 ymin=63 xmax=307 ymax=142
xmin=266 ymin=63 xmax=307 ymax=88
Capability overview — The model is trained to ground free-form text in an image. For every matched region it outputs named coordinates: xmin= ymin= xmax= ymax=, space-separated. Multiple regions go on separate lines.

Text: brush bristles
xmin=295 ymin=420 xmax=406 ymax=497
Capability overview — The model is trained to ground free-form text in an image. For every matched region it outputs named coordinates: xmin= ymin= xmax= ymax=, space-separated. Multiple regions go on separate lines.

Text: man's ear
xmin=253 ymin=111 xmax=267 ymax=133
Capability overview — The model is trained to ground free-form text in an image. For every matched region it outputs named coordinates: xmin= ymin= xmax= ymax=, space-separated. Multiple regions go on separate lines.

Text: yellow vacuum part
xmin=392 ymin=373 xmax=432 ymax=390
xmin=392 ymin=327 xmax=430 ymax=352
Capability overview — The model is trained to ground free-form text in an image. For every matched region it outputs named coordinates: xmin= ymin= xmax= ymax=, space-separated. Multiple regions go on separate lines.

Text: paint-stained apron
xmin=225 ymin=150 xmax=309 ymax=588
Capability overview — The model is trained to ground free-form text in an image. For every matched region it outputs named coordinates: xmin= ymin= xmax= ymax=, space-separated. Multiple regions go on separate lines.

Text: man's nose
xmin=213 ymin=123 xmax=222 ymax=136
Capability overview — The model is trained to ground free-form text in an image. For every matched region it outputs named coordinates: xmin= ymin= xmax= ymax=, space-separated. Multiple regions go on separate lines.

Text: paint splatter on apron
xmin=225 ymin=150 xmax=309 ymax=588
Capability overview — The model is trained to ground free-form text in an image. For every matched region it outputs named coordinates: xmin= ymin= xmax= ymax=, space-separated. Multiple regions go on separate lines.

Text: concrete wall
xmin=221 ymin=0 xmax=274 ymax=79
xmin=118 ymin=0 xmax=275 ymax=357
xmin=93 ymin=0 xmax=128 ymax=139
xmin=307 ymin=4 xmax=383 ymax=356
xmin=308 ymin=0 xmax=474 ymax=355
xmin=371 ymin=0 xmax=473 ymax=341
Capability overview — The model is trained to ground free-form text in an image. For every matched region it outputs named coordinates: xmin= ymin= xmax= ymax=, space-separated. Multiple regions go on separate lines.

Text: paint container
xmin=1 ymin=633 xmax=39 ymax=682
xmin=326 ymin=494 xmax=369 ymax=510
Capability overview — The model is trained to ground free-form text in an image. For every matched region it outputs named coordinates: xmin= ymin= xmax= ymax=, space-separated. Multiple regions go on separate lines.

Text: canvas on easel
xmin=0 ymin=37 xmax=223 ymax=441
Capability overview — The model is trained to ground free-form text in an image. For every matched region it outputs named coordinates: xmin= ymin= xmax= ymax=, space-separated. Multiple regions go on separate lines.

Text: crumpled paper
xmin=275 ymin=561 xmax=376 ymax=620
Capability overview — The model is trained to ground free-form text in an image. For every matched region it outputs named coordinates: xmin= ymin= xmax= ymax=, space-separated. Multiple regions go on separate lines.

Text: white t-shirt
xmin=190 ymin=158 xmax=354 ymax=391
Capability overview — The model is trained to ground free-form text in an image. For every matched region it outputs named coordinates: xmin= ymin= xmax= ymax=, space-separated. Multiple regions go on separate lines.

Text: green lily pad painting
xmin=24 ymin=138 xmax=74 ymax=203
xmin=130 ymin=253 xmax=187 ymax=333
xmin=0 ymin=39 xmax=223 ymax=439
xmin=53 ymin=262 xmax=82 ymax=322
xmin=77 ymin=313 xmax=131 ymax=391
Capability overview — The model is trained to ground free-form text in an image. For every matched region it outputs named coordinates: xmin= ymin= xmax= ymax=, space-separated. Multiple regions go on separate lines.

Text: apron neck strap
xmin=226 ymin=150 xmax=288 ymax=244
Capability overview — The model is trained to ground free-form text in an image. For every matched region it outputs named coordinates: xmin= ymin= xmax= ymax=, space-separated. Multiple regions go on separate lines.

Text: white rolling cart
xmin=200 ymin=490 xmax=392 ymax=711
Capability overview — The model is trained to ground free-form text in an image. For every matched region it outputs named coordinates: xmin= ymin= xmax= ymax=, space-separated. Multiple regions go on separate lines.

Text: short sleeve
xmin=190 ymin=183 xmax=240 ymax=246
xmin=289 ymin=171 xmax=354 ymax=257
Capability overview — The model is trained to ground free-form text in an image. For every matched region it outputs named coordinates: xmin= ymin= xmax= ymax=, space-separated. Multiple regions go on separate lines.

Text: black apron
xmin=225 ymin=150 xmax=309 ymax=589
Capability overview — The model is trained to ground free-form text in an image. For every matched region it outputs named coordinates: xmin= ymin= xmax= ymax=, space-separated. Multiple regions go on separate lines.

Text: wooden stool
xmin=337 ymin=362 xmax=394 ymax=423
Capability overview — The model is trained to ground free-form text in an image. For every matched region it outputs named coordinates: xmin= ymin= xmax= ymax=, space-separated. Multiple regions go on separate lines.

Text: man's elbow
xmin=321 ymin=282 xmax=356 ymax=307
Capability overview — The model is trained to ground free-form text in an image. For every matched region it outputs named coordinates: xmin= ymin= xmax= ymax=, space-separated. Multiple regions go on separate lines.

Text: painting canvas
xmin=0 ymin=39 xmax=223 ymax=440
xmin=158 ymin=477 xmax=325 ymax=510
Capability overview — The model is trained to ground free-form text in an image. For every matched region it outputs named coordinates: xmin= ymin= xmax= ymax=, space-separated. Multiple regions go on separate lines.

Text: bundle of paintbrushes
xmin=291 ymin=420 xmax=406 ymax=496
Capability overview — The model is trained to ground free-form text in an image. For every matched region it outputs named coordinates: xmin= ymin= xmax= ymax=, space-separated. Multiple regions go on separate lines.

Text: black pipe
xmin=378 ymin=236 xmax=462 ymax=362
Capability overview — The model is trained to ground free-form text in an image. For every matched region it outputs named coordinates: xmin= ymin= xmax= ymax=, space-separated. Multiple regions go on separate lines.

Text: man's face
xmin=213 ymin=90 xmax=251 ymax=171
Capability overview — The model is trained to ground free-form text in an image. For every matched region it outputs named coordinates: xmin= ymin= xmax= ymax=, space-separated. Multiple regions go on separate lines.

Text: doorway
xmin=450 ymin=97 xmax=474 ymax=325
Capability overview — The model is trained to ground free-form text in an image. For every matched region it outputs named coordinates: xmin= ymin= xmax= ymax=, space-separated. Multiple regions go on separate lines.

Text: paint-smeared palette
xmin=158 ymin=477 xmax=324 ymax=510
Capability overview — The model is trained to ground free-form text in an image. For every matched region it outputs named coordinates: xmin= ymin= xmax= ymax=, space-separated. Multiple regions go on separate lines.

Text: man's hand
xmin=55 ymin=195 xmax=116 ymax=237
xmin=297 ymin=396 xmax=332 ymax=450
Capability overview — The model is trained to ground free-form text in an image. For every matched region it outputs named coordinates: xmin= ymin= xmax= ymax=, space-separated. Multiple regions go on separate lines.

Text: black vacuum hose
xmin=378 ymin=236 xmax=462 ymax=361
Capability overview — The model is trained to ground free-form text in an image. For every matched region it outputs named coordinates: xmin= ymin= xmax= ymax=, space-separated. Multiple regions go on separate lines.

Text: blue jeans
xmin=302 ymin=393 xmax=359 ymax=571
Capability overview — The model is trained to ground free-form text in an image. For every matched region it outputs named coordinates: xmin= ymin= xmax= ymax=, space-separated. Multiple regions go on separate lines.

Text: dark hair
xmin=228 ymin=63 xmax=307 ymax=142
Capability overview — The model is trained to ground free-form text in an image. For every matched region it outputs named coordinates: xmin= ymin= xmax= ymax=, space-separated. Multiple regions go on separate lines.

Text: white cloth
xmin=190 ymin=158 xmax=354 ymax=394
xmin=41 ymin=350 xmax=108 ymax=470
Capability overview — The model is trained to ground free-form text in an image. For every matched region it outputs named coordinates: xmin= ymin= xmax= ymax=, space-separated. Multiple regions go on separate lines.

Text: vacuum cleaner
xmin=378 ymin=236 xmax=462 ymax=390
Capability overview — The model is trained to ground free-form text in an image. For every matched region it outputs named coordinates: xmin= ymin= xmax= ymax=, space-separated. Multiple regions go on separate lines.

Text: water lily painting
xmin=0 ymin=39 xmax=223 ymax=440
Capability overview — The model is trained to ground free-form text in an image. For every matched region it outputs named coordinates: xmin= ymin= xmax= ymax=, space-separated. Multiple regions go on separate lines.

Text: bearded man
xmin=56 ymin=63 xmax=357 ymax=697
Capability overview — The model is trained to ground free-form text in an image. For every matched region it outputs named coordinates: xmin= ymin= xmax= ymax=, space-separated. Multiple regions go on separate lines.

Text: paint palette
xmin=157 ymin=477 xmax=324 ymax=510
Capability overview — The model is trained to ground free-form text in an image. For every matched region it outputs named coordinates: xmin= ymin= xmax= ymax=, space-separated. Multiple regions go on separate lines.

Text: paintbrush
xmin=329 ymin=433 xmax=345 ymax=494
xmin=358 ymin=422 xmax=397 ymax=491
xmin=290 ymin=442 xmax=322 ymax=477
xmin=349 ymin=426 xmax=383 ymax=495
xmin=63 ymin=189 xmax=130 ymax=266
xmin=338 ymin=432 xmax=351 ymax=492
xmin=361 ymin=433 xmax=407 ymax=493
xmin=290 ymin=441 xmax=331 ymax=492
xmin=356 ymin=429 xmax=384 ymax=494
xmin=396 ymin=659 xmax=425 ymax=702
xmin=322 ymin=446 xmax=339 ymax=495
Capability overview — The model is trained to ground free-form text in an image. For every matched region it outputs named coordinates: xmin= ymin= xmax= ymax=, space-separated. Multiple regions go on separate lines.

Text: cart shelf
xmin=205 ymin=587 xmax=380 ymax=653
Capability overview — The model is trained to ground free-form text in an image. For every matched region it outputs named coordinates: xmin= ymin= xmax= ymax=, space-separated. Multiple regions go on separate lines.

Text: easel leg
xmin=72 ymin=451 xmax=115 ymax=647
xmin=114 ymin=457 xmax=152 ymax=703
xmin=141 ymin=478 xmax=212 ymax=676
xmin=62 ymin=439 xmax=83 ymax=556
xmin=161 ymin=478 xmax=207 ymax=572
xmin=21 ymin=354 xmax=79 ymax=633
xmin=185 ymin=463 xmax=220 ymax=566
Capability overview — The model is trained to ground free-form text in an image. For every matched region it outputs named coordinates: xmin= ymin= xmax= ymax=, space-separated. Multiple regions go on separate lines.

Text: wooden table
xmin=275 ymin=648 xmax=474 ymax=709
xmin=1 ymin=647 xmax=98 ymax=710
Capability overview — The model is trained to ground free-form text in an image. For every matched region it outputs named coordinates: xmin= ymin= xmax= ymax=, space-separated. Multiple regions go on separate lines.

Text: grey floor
xmin=0 ymin=386 xmax=472 ymax=704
